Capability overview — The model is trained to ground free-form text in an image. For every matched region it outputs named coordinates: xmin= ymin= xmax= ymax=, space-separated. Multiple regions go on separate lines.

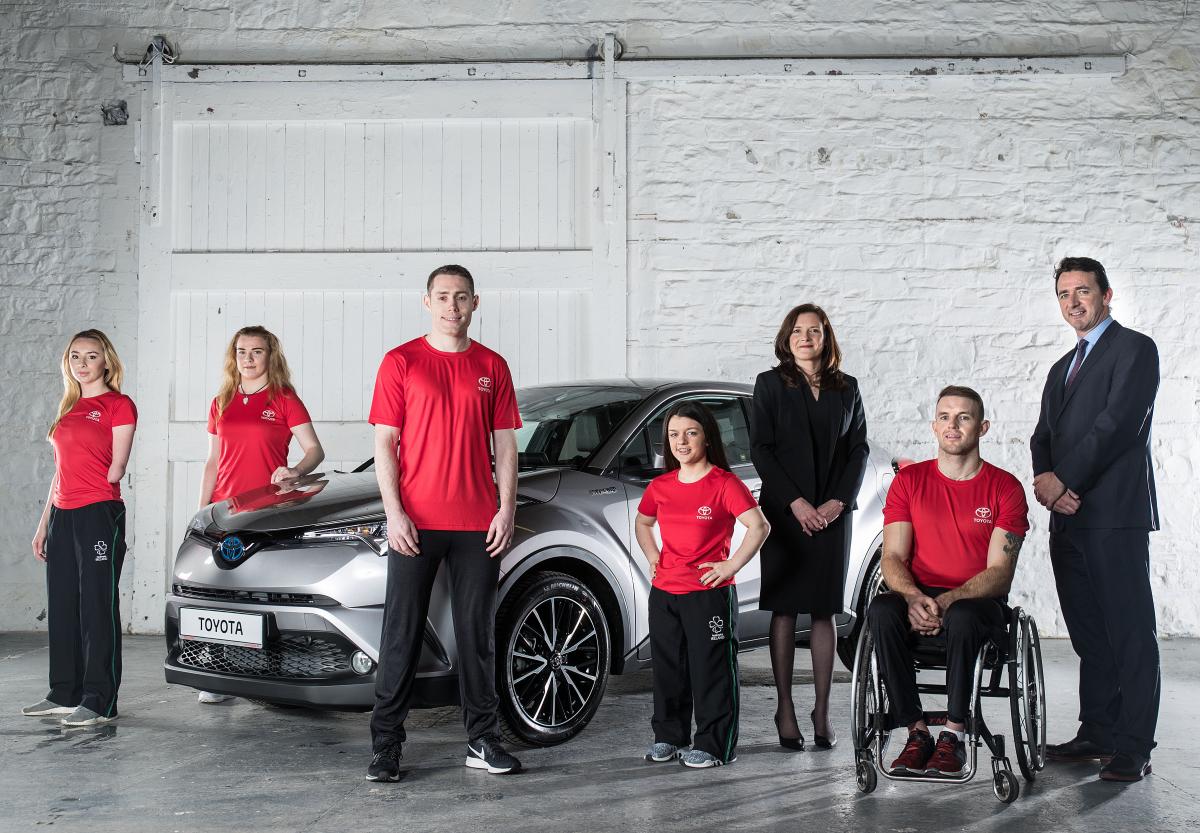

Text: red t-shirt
xmin=208 ymin=388 xmax=312 ymax=502
xmin=637 ymin=466 xmax=758 ymax=594
xmin=50 ymin=391 xmax=138 ymax=509
xmin=883 ymin=459 xmax=1030 ymax=588
xmin=369 ymin=337 xmax=521 ymax=531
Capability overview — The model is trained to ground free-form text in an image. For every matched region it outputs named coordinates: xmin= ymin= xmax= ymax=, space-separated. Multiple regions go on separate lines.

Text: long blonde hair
xmin=49 ymin=329 xmax=125 ymax=438
xmin=214 ymin=326 xmax=295 ymax=418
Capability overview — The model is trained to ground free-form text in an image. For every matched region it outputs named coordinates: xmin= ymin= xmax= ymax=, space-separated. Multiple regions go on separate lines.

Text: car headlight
xmin=300 ymin=521 xmax=387 ymax=555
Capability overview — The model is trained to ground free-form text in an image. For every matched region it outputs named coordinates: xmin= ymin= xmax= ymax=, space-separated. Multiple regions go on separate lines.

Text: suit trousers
xmin=370 ymin=531 xmax=500 ymax=750
xmin=1050 ymin=527 xmax=1159 ymax=757
xmin=867 ymin=590 xmax=1006 ymax=727
xmin=45 ymin=501 xmax=127 ymax=717
xmin=648 ymin=585 xmax=740 ymax=762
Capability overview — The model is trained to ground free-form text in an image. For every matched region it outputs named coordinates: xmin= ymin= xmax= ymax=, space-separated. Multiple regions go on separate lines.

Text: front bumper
xmin=163 ymin=596 xmax=457 ymax=709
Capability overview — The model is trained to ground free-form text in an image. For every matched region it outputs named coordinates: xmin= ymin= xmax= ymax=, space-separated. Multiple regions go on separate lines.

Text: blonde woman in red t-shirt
xmin=195 ymin=325 xmax=324 ymax=704
xmin=24 ymin=330 xmax=137 ymax=727
xmin=635 ymin=401 xmax=770 ymax=768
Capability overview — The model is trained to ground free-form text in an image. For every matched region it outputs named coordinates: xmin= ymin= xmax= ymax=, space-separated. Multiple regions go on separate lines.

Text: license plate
xmin=180 ymin=607 xmax=264 ymax=649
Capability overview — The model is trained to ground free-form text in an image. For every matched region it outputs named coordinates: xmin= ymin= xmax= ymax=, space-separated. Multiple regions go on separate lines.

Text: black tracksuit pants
xmin=1050 ymin=528 xmax=1159 ymax=757
xmin=648 ymin=585 xmax=740 ymax=762
xmin=867 ymin=588 xmax=1006 ymax=727
xmin=45 ymin=500 xmax=127 ymax=717
xmin=370 ymin=531 xmax=500 ymax=750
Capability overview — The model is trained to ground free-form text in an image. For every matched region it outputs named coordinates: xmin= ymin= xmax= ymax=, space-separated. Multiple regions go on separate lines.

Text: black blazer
xmin=1030 ymin=320 xmax=1159 ymax=531
xmin=750 ymin=368 xmax=869 ymax=511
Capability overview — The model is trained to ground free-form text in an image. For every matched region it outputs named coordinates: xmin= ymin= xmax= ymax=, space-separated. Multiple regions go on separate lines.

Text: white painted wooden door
xmin=132 ymin=71 xmax=627 ymax=629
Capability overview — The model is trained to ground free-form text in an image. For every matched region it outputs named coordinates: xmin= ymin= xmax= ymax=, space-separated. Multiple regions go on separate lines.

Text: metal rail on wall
xmin=114 ymin=34 xmax=1127 ymax=82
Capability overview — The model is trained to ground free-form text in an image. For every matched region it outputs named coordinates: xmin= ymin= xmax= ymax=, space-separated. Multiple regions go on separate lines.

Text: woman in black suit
xmin=751 ymin=304 xmax=868 ymax=750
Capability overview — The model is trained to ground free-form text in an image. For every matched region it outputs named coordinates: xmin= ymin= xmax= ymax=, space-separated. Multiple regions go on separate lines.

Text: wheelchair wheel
xmin=856 ymin=759 xmax=878 ymax=794
xmin=1009 ymin=611 xmax=1048 ymax=781
xmin=850 ymin=625 xmax=891 ymax=764
xmin=993 ymin=769 xmax=1019 ymax=803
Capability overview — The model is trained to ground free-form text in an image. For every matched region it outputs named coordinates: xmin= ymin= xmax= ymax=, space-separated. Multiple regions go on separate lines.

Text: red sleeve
xmin=368 ymin=351 xmax=406 ymax=430
xmin=882 ymin=469 xmax=913 ymax=525
xmin=995 ymin=474 xmax=1030 ymax=537
xmin=636 ymin=480 xmax=659 ymax=517
xmin=722 ymin=473 xmax=758 ymax=518
xmin=112 ymin=395 xmax=137 ymax=428
xmin=206 ymin=398 xmax=219 ymax=434
xmin=490 ymin=356 xmax=521 ymax=431
xmin=283 ymin=391 xmax=312 ymax=428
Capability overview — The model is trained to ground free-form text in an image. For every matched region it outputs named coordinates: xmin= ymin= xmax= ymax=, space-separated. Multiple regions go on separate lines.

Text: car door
xmin=615 ymin=394 xmax=767 ymax=635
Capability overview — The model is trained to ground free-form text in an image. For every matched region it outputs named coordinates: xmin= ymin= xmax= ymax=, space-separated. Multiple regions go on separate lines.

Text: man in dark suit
xmin=1031 ymin=257 xmax=1160 ymax=783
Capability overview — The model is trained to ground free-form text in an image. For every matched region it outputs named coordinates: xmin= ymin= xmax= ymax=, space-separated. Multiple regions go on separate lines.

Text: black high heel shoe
xmin=774 ymin=713 xmax=805 ymax=751
xmin=810 ymin=710 xmax=837 ymax=749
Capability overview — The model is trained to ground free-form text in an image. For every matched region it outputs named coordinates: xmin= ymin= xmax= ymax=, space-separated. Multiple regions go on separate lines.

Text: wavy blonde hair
xmin=214 ymin=326 xmax=295 ymax=418
xmin=49 ymin=329 xmax=125 ymax=438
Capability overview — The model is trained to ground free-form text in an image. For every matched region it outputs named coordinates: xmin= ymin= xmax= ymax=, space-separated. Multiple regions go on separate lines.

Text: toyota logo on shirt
xmin=261 ymin=409 xmax=277 ymax=422
xmin=478 ymin=376 xmax=492 ymax=393
xmin=86 ymin=410 xmax=102 ymax=422
xmin=697 ymin=506 xmax=713 ymax=520
xmin=974 ymin=507 xmax=993 ymax=524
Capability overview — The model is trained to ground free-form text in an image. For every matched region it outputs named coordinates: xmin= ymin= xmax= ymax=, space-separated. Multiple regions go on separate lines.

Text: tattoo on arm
xmin=1003 ymin=532 xmax=1024 ymax=565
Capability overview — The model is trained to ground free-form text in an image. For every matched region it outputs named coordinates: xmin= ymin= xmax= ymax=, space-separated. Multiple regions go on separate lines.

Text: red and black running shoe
xmin=888 ymin=729 xmax=934 ymax=774
xmin=926 ymin=731 xmax=967 ymax=776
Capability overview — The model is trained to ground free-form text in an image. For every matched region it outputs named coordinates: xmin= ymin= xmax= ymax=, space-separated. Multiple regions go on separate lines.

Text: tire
xmin=856 ymin=759 xmax=878 ymax=794
xmin=1010 ymin=612 xmax=1048 ymax=781
xmin=838 ymin=553 xmax=884 ymax=670
xmin=495 ymin=570 xmax=611 ymax=747
xmin=850 ymin=626 xmax=891 ymax=764
xmin=993 ymin=769 xmax=1020 ymax=803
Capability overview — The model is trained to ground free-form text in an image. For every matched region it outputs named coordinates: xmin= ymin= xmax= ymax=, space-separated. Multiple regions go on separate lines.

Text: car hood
xmin=203 ymin=468 xmax=563 ymax=535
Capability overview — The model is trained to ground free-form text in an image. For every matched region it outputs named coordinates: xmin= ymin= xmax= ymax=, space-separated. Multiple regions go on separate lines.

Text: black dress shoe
xmin=1046 ymin=736 xmax=1115 ymax=763
xmin=810 ymin=710 xmax=837 ymax=749
xmin=774 ymin=713 xmax=805 ymax=751
xmin=1099 ymin=752 xmax=1152 ymax=782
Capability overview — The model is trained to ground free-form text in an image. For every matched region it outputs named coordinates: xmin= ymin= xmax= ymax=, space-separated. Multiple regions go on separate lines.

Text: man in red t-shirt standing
xmin=365 ymin=265 xmax=523 ymax=782
xmin=867 ymin=385 xmax=1029 ymax=777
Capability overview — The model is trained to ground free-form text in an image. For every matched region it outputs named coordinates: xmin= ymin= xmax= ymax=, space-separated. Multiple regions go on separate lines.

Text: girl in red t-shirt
xmin=195 ymin=325 xmax=324 ymax=704
xmin=25 ymin=330 xmax=137 ymax=727
xmin=634 ymin=401 xmax=770 ymax=768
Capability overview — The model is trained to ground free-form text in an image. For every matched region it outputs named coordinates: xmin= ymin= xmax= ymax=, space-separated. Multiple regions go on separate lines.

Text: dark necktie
xmin=1065 ymin=339 xmax=1087 ymax=388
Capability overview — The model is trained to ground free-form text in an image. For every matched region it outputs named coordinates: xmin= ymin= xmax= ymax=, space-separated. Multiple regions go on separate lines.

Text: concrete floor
xmin=1 ymin=634 xmax=1197 ymax=833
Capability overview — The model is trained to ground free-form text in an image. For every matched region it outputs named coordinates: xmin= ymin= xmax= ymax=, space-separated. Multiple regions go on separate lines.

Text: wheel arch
xmin=847 ymin=533 xmax=885 ymax=620
xmin=500 ymin=546 xmax=631 ymax=675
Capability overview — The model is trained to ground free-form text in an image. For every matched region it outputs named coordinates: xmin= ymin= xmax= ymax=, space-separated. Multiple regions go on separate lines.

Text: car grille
xmin=178 ymin=634 xmax=353 ymax=679
xmin=173 ymin=583 xmax=336 ymax=607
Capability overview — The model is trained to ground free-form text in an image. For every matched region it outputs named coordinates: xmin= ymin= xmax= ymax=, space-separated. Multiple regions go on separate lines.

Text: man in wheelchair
xmin=867 ymin=386 xmax=1030 ymax=777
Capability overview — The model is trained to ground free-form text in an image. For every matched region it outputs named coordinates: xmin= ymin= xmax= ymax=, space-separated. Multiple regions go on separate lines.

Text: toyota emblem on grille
xmin=220 ymin=535 xmax=247 ymax=563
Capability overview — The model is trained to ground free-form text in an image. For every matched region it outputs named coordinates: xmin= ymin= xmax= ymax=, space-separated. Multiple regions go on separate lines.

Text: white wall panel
xmin=173 ymin=118 xmax=591 ymax=253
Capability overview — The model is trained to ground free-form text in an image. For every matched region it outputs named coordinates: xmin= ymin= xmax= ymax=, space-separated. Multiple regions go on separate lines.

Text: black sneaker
xmin=465 ymin=735 xmax=522 ymax=774
xmin=365 ymin=742 xmax=402 ymax=782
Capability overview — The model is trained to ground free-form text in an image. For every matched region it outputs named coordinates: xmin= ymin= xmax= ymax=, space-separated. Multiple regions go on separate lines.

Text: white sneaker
xmin=644 ymin=741 xmax=683 ymax=762
xmin=198 ymin=691 xmax=234 ymax=705
xmin=22 ymin=699 xmax=74 ymax=717
xmin=61 ymin=706 xmax=116 ymax=726
xmin=679 ymin=749 xmax=736 ymax=768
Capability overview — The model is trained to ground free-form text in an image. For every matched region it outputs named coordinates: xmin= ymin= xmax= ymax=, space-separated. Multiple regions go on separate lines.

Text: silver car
xmin=164 ymin=380 xmax=893 ymax=745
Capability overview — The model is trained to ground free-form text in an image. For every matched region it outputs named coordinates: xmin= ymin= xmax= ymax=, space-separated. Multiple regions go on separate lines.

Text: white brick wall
xmin=1 ymin=1 xmax=1197 ymax=635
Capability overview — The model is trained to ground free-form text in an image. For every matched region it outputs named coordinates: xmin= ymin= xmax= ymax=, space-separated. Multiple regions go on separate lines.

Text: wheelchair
xmin=850 ymin=588 xmax=1047 ymax=803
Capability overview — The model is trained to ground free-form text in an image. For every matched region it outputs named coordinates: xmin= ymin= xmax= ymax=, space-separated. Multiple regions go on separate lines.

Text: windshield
xmin=354 ymin=385 xmax=647 ymax=473
xmin=515 ymin=386 xmax=646 ymax=470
